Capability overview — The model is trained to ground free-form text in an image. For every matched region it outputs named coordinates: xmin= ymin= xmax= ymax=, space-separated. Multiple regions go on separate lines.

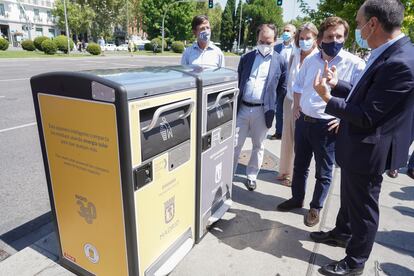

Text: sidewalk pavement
xmin=0 ymin=128 xmax=413 ymax=276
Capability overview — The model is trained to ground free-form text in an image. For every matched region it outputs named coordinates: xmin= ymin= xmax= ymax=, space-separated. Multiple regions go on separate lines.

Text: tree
xmin=52 ymin=0 xmax=95 ymax=39
xmin=234 ymin=0 xmax=246 ymax=48
xmin=298 ymin=0 xmax=414 ymax=50
xmin=141 ymin=0 xmax=195 ymax=41
xmin=243 ymin=0 xmax=284 ymax=46
xmin=220 ymin=0 xmax=236 ymax=51
xmin=208 ymin=4 xmax=223 ymax=42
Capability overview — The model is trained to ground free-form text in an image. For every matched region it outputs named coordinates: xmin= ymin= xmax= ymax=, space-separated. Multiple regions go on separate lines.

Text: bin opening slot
xmin=206 ymin=91 xmax=234 ymax=132
xmin=140 ymin=101 xmax=191 ymax=161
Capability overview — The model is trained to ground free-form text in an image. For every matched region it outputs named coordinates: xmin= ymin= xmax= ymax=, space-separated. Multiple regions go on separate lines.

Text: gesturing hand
xmin=313 ymin=65 xmax=332 ymax=103
xmin=322 ymin=60 xmax=338 ymax=88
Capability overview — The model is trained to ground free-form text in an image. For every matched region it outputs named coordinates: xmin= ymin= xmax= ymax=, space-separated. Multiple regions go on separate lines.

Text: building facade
xmin=0 ymin=0 xmax=59 ymax=46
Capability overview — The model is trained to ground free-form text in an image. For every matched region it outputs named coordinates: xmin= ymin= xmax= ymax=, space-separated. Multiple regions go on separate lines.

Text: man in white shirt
xmin=181 ymin=15 xmax=225 ymax=68
xmin=277 ymin=17 xmax=365 ymax=228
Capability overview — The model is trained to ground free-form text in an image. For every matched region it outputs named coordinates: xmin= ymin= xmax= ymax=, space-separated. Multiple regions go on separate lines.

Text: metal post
xmin=162 ymin=9 xmax=167 ymax=53
xmin=63 ymin=0 xmax=70 ymax=55
xmin=237 ymin=0 xmax=242 ymax=52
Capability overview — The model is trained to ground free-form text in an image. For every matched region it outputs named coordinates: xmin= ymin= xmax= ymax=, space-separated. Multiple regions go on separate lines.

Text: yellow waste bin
xmin=31 ymin=67 xmax=198 ymax=276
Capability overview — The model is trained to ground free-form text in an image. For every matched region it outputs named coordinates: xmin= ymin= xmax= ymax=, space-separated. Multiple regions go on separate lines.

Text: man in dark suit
xmin=270 ymin=24 xmax=296 ymax=140
xmin=312 ymin=0 xmax=414 ymax=275
xmin=234 ymin=23 xmax=287 ymax=191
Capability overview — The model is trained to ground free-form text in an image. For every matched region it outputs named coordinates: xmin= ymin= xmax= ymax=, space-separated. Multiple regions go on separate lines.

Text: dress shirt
xmin=242 ymin=50 xmax=273 ymax=104
xmin=286 ymin=47 xmax=319 ymax=100
xmin=280 ymin=42 xmax=295 ymax=62
xmin=345 ymin=33 xmax=405 ymax=101
xmin=181 ymin=41 xmax=225 ymax=67
xmin=293 ymin=49 xmax=366 ymax=119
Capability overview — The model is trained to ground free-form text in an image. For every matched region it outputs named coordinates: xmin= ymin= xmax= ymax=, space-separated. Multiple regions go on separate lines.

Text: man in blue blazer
xmin=234 ymin=23 xmax=287 ymax=191
xmin=311 ymin=0 xmax=414 ymax=275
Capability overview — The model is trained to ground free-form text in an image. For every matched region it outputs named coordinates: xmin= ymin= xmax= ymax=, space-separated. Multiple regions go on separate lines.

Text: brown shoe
xmin=304 ymin=208 xmax=320 ymax=227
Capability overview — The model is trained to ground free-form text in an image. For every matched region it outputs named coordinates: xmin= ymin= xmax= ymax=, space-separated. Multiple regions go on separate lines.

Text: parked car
xmin=104 ymin=43 xmax=116 ymax=51
xmin=116 ymin=44 xmax=128 ymax=51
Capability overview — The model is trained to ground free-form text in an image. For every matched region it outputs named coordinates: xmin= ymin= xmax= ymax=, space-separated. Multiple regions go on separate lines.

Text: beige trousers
xmin=279 ymin=97 xmax=295 ymax=177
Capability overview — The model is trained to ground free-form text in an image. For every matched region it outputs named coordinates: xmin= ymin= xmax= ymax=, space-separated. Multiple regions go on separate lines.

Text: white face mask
xmin=257 ymin=44 xmax=273 ymax=57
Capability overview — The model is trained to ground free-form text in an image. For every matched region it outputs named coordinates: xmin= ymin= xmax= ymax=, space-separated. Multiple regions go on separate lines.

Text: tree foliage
xmin=220 ymin=0 xmax=236 ymax=51
xmin=141 ymin=0 xmax=195 ymax=41
xmin=298 ymin=0 xmax=414 ymax=50
xmin=243 ymin=0 xmax=284 ymax=46
xmin=52 ymin=0 xmax=95 ymax=37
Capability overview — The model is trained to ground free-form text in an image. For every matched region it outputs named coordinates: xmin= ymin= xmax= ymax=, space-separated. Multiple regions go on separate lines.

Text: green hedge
xmin=151 ymin=38 xmax=166 ymax=52
xmin=86 ymin=43 xmax=101 ymax=55
xmin=54 ymin=35 xmax=74 ymax=53
xmin=0 ymin=37 xmax=9 ymax=51
xmin=144 ymin=43 xmax=152 ymax=51
xmin=41 ymin=39 xmax=57 ymax=55
xmin=34 ymin=36 xmax=49 ymax=51
xmin=171 ymin=41 xmax=185 ymax=53
xmin=21 ymin=40 xmax=36 ymax=51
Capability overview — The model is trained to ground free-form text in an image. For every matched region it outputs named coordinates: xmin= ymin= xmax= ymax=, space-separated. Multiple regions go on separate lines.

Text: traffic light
xmin=276 ymin=0 xmax=283 ymax=6
xmin=208 ymin=0 xmax=214 ymax=8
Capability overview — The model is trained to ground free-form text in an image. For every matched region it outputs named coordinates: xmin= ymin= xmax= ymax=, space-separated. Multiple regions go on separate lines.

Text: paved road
xmin=0 ymin=55 xmax=240 ymax=236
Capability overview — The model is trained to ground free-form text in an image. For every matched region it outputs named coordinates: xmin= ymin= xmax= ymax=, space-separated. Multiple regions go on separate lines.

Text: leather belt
xmin=301 ymin=113 xmax=331 ymax=123
xmin=242 ymin=100 xmax=263 ymax=107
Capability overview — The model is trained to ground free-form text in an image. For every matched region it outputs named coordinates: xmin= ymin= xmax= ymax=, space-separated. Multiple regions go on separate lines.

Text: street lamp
xmin=161 ymin=0 xmax=207 ymax=53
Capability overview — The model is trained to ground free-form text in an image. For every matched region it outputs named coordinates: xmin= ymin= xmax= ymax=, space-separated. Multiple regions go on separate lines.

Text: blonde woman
xmin=276 ymin=22 xmax=319 ymax=186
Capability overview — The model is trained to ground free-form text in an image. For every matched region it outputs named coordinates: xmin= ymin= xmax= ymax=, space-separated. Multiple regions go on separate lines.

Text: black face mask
xmin=321 ymin=41 xmax=344 ymax=57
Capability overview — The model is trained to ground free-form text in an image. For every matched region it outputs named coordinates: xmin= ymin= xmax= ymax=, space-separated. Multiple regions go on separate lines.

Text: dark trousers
xmin=275 ymin=93 xmax=285 ymax=135
xmin=331 ymin=169 xmax=383 ymax=268
xmin=291 ymin=114 xmax=336 ymax=209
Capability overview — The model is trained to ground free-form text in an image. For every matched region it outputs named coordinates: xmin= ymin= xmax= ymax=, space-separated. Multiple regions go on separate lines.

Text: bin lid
xmin=86 ymin=67 xmax=197 ymax=100
xmin=172 ymin=65 xmax=238 ymax=86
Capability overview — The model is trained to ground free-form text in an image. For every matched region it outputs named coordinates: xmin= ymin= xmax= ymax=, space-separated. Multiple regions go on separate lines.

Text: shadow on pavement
xmin=393 ymin=206 xmax=414 ymax=218
xmin=209 ymin=207 xmax=334 ymax=268
xmin=380 ymin=262 xmax=414 ymax=276
xmin=389 ymin=186 xmax=414 ymax=201
xmin=375 ymin=230 xmax=414 ymax=257
xmin=231 ymin=183 xmax=306 ymax=215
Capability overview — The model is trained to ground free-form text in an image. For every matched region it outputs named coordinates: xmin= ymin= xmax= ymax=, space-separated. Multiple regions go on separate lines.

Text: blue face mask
xmin=282 ymin=32 xmax=292 ymax=42
xmin=198 ymin=30 xmax=211 ymax=42
xmin=355 ymin=22 xmax=371 ymax=49
xmin=299 ymin=39 xmax=314 ymax=52
xmin=321 ymin=41 xmax=344 ymax=57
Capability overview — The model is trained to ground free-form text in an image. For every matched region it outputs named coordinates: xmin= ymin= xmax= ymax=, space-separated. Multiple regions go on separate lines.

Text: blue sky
xmin=217 ymin=0 xmax=320 ymax=22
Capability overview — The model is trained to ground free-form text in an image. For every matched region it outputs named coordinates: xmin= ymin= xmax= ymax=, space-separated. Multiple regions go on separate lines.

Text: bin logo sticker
xmin=84 ymin=243 xmax=99 ymax=264
xmin=164 ymin=196 xmax=175 ymax=224
xmin=76 ymin=194 xmax=97 ymax=224
xmin=215 ymin=162 xmax=222 ymax=184
xmin=160 ymin=116 xmax=173 ymax=141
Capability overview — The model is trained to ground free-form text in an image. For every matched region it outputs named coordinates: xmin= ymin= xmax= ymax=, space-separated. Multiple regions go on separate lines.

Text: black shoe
xmin=407 ymin=168 xmax=414 ymax=180
xmin=310 ymin=231 xmax=349 ymax=248
xmin=386 ymin=169 xmax=398 ymax=178
xmin=270 ymin=133 xmax=282 ymax=140
xmin=277 ymin=198 xmax=303 ymax=211
xmin=319 ymin=259 xmax=364 ymax=276
xmin=245 ymin=179 xmax=256 ymax=191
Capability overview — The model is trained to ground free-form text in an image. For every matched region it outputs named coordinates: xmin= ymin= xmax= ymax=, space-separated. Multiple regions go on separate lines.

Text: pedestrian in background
xmin=270 ymin=24 xmax=297 ymax=141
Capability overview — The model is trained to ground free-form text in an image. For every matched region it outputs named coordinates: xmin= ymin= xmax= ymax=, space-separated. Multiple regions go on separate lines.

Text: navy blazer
xmin=325 ymin=36 xmax=414 ymax=175
xmin=274 ymin=43 xmax=283 ymax=54
xmin=237 ymin=50 xmax=287 ymax=128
